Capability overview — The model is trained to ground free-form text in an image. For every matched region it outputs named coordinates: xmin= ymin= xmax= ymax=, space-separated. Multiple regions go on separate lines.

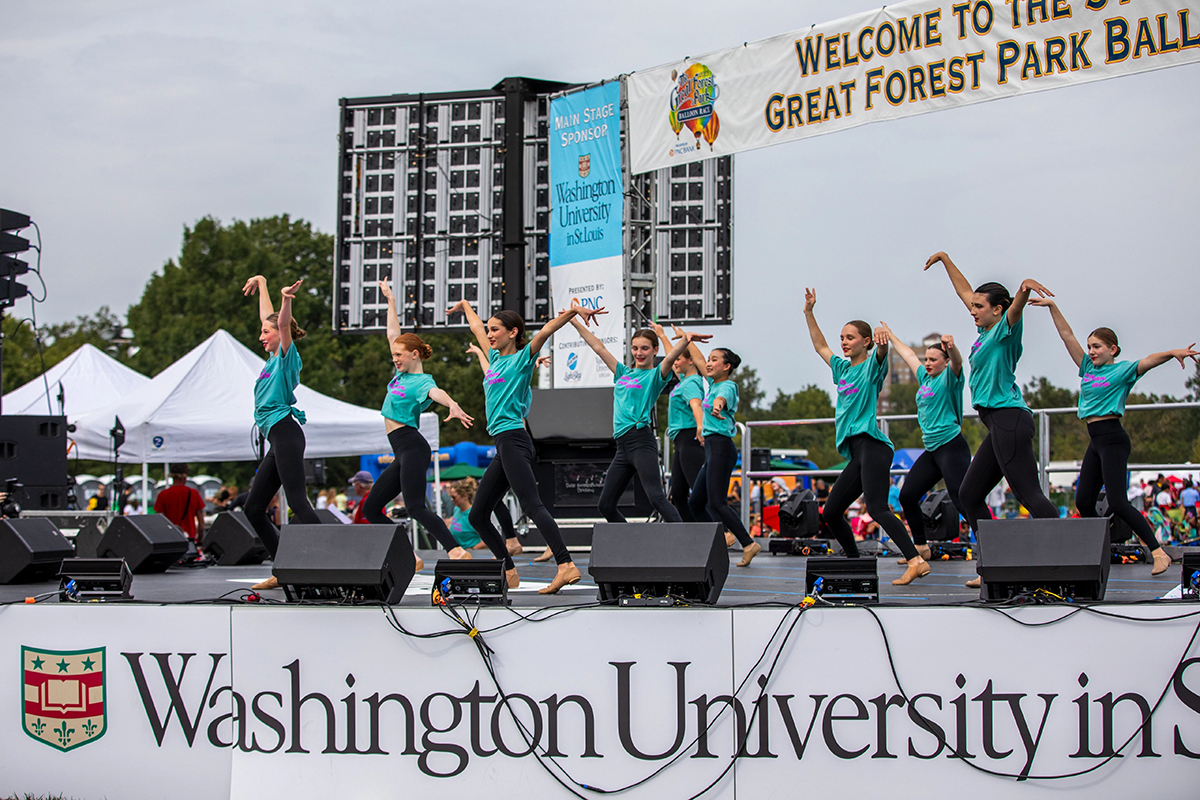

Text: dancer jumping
xmin=687 ymin=347 xmax=762 ymax=567
xmin=565 ymin=317 xmax=710 ymax=523
xmin=241 ymin=275 xmax=321 ymax=591
xmin=359 ymin=281 xmax=476 ymax=570
xmin=879 ymin=323 xmax=990 ymax=558
xmin=1031 ymin=296 xmax=1198 ymax=575
xmin=803 ymin=289 xmax=929 ymax=585
xmin=448 ymin=299 xmax=603 ymax=594
xmin=925 ymin=251 xmax=1058 ymax=589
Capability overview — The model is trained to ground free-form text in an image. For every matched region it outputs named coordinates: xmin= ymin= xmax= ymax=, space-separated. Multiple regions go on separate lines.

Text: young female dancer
xmin=446 ymin=478 xmax=489 ymax=550
xmin=448 ymin=299 xmax=603 ymax=594
xmin=803 ymin=289 xmax=929 ymax=584
xmin=241 ymin=275 xmax=322 ymax=590
xmin=1031 ymin=297 xmax=1198 ymax=575
xmin=687 ymin=347 xmax=763 ymax=567
xmin=879 ymin=323 xmax=991 ymax=558
xmin=358 ymin=281 xmax=476 ymax=569
xmin=566 ymin=317 xmax=710 ymax=523
xmin=663 ymin=324 xmax=710 ymax=522
xmin=466 ymin=342 xmax=540 ymax=559
xmin=925 ymin=251 xmax=1058 ymax=588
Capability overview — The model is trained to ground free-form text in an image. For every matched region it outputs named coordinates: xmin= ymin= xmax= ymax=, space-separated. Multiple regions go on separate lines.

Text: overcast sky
xmin=4 ymin=0 xmax=1199 ymax=401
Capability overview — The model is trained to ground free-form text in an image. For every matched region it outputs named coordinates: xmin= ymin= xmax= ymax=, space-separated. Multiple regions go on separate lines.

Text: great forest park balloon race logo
xmin=668 ymin=64 xmax=720 ymax=157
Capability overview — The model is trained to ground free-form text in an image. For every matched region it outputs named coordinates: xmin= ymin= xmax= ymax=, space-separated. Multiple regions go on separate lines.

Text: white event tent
xmin=71 ymin=330 xmax=392 ymax=500
xmin=1 ymin=343 xmax=149 ymax=417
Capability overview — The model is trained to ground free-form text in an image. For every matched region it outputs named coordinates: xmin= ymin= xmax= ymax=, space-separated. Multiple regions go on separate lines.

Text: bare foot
xmin=538 ymin=562 xmax=582 ymax=594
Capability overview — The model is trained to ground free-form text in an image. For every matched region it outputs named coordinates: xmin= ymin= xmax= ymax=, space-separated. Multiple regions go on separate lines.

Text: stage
xmin=0 ymin=545 xmax=1181 ymax=606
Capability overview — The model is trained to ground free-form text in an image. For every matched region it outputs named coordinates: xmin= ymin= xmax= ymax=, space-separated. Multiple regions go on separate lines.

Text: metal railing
xmin=737 ymin=401 xmax=1200 ymax=531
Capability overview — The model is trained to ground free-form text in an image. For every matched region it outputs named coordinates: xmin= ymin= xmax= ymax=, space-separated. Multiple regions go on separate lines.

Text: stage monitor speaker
xmin=0 ymin=416 xmax=68 ymax=487
xmin=779 ymin=489 xmax=820 ymax=537
xmin=0 ymin=518 xmax=75 ymax=584
xmin=203 ymin=512 xmax=268 ymax=566
xmin=804 ymin=557 xmax=879 ymax=604
xmin=59 ymin=558 xmax=133 ymax=601
xmin=920 ymin=489 xmax=959 ymax=541
xmin=97 ymin=515 xmax=191 ymax=574
xmin=588 ymin=522 xmax=728 ymax=605
xmin=1096 ymin=490 xmax=1135 ymax=543
xmin=273 ymin=524 xmax=416 ymax=604
xmin=977 ymin=518 xmax=1111 ymax=602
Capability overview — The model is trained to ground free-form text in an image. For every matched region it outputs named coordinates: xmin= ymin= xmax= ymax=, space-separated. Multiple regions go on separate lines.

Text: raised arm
xmin=924 ymin=252 xmax=975 ymax=311
xmin=879 ymin=321 xmax=921 ymax=375
xmin=466 ymin=343 xmax=490 ymax=373
xmin=567 ymin=316 xmax=619 ymax=373
xmin=242 ymin=275 xmax=274 ymax=323
xmin=658 ymin=329 xmax=713 ymax=379
xmin=803 ymin=288 xmax=834 ymax=366
xmin=1008 ymin=278 xmax=1054 ymax=326
xmin=1137 ymin=344 xmax=1200 ymax=376
xmin=447 ymin=299 xmax=491 ymax=352
xmin=1028 ymin=297 xmax=1084 ymax=367
xmin=528 ymin=305 xmax=605 ymax=353
xmin=278 ymin=280 xmax=302 ymax=355
xmin=669 ymin=323 xmax=708 ymax=369
xmin=942 ymin=333 xmax=963 ymax=376
xmin=428 ymin=387 xmax=474 ymax=428
xmin=872 ymin=326 xmax=890 ymax=363
xmin=378 ymin=280 xmax=402 ymax=345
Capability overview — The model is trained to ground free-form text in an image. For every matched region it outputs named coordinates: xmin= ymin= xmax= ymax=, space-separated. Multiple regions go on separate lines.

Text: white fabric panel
xmin=1 ymin=343 xmax=149 ymax=418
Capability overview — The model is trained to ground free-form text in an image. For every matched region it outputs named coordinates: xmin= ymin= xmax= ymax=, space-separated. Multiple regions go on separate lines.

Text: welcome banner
xmin=549 ymin=82 xmax=625 ymax=389
xmin=628 ymin=0 xmax=1200 ymax=174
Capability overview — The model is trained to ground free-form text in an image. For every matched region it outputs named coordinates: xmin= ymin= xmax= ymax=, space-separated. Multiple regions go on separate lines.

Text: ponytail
xmin=395 ymin=333 xmax=433 ymax=360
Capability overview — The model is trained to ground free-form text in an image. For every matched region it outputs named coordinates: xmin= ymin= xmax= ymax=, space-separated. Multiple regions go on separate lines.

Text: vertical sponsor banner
xmin=549 ymin=82 xmax=624 ymax=388
xmin=627 ymin=0 xmax=1200 ymax=174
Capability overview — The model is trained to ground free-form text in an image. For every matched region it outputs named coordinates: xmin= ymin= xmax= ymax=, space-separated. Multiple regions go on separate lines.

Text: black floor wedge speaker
xmin=0 ymin=518 xmax=75 ymax=584
xmin=977 ymin=517 xmax=1111 ymax=601
xmin=272 ymin=524 xmax=416 ymax=604
xmin=97 ymin=515 xmax=191 ymax=574
xmin=589 ymin=522 xmax=728 ymax=605
xmin=203 ymin=511 xmax=269 ymax=566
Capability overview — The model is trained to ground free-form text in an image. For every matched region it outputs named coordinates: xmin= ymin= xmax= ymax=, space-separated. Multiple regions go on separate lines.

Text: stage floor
xmin=3 ymin=546 xmax=1182 ymax=606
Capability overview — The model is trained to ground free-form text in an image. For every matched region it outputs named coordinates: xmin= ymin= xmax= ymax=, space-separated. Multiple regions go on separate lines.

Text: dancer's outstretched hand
xmin=924 ymin=252 xmax=949 ymax=270
xmin=242 ymin=275 xmax=267 ymax=296
xmin=446 ymin=403 xmax=474 ymax=428
xmin=281 ymin=280 xmax=303 ymax=299
xmin=1019 ymin=278 xmax=1053 ymax=298
xmin=804 ymin=287 xmax=816 ymax=313
xmin=1173 ymin=345 xmax=1200 ymax=369
xmin=377 ymin=280 xmax=395 ymax=302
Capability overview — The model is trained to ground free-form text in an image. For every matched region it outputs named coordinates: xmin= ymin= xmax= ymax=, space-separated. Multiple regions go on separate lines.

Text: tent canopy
xmin=1 ymin=343 xmax=149 ymax=418
xmin=72 ymin=330 xmax=390 ymax=462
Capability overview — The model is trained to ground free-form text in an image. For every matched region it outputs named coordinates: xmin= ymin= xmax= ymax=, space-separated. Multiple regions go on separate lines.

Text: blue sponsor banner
xmin=549 ymin=82 xmax=622 ymax=267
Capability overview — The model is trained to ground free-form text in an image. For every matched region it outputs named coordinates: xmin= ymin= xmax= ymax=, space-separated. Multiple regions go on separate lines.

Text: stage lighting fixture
xmin=778 ymin=488 xmax=819 ymax=535
xmin=58 ymin=558 xmax=133 ymax=602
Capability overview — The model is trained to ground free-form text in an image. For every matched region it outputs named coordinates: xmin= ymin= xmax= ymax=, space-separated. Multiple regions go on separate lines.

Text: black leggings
xmin=245 ymin=415 xmax=320 ymax=559
xmin=688 ymin=434 xmax=753 ymax=547
xmin=599 ymin=427 xmax=681 ymax=523
xmin=898 ymin=434 xmax=990 ymax=544
xmin=361 ymin=427 xmax=461 ymax=552
xmin=1076 ymin=418 xmax=1161 ymax=551
xmin=822 ymin=434 xmax=919 ymax=560
xmin=669 ymin=431 xmax=707 ymax=522
xmin=959 ymin=407 xmax=1059 ymax=528
xmin=470 ymin=428 xmax=570 ymax=570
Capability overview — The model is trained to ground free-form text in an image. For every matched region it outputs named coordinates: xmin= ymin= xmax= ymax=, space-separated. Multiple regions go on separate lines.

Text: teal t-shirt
xmin=830 ymin=353 xmax=892 ymax=459
xmin=484 ymin=345 xmax=536 ymax=436
xmin=916 ymin=365 xmax=965 ymax=451
xmin=1077 ymin=359 xmax=1140 ymax=419
xmin=968 ymin=314 xmax=1028 ymax=410
xmin=667 ymin=374 xmax=708 ymax=438
xmin=254 ymin=343 xmax=306 ymax=433
xmin=701 ymin=379 xmax=739 ymax=439
xmin=448 ymin=506 xmax=482 ymax=548
xmin=381 ymin=371 xmax=436 ymax=428
xmin=612 ymin=364 xmax=671 ymax=438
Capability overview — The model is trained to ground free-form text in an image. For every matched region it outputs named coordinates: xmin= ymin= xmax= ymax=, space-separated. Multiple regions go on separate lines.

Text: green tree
xmin=745 ymin=384 xmax=839 ymax=467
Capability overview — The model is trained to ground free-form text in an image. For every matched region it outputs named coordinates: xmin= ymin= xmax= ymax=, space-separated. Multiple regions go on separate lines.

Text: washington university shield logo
xmin=22 ymin=646 xmax=106 ymax=751
xmin=578 ymin=154 xmax=591 ymax=178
